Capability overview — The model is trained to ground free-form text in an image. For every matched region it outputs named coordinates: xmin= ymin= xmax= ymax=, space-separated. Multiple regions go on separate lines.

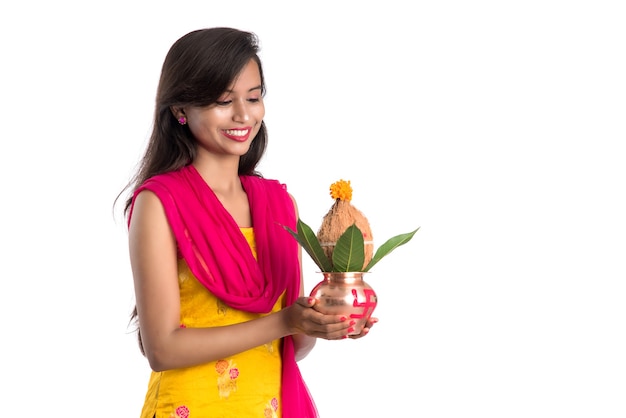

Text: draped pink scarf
xmin=128 ymin=164 xmax=318 ymax=417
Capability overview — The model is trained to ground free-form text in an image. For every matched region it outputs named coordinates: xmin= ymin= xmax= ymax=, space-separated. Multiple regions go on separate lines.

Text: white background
xmin=1 ymin=1 xmax=625 ymax=417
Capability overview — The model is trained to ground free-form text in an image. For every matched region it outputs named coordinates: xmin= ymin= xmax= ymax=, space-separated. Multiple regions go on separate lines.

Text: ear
xmin=170 ymin=106 xmax=186 ymax=119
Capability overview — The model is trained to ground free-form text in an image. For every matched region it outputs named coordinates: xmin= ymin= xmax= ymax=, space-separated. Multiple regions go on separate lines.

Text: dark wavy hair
xmin=118 ymin=27 xmax=267 ymax=218
xmin=115 ymin=27 xmax=268 ymax=354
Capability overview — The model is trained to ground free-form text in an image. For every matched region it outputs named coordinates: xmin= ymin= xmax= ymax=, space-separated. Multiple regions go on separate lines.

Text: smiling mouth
xmin=223 ymin=128 xmax=251 ymax=142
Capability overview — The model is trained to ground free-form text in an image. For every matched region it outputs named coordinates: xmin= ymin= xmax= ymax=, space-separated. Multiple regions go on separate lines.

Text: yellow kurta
xmin=140 ymin=228 xmax=284 ymax=418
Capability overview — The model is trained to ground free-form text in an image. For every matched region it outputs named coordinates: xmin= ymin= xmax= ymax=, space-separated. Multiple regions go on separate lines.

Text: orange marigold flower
xmin=329 ymin=179 xmax=352 ymax=201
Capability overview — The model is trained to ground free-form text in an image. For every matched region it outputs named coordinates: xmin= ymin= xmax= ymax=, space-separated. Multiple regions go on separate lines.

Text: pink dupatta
xmin=128 ymin=165 xmax=318 ymax=417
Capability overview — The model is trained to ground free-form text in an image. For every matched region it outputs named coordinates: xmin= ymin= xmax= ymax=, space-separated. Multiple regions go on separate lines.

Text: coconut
xmin=316 ymin=180 xmax=374 ymax=270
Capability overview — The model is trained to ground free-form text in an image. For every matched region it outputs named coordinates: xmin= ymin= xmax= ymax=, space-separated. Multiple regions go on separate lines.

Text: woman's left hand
xmin=348 ymin=317 xmax=378 ymax=339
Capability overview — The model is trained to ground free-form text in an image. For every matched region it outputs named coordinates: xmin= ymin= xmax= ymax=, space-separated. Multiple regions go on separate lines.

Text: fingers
xmin=289 ymin=300 xmax=352 ymax=340
xmin=288 ymin=299 xmax=378 ymax=340
xmin=294 ymin=296 xmax=316 ymax=308
xmin=367 ymin=317 xmax=379 ymax=328
xmin=305 ymin=311 xmax=354 ymax=340
xmin=348 ymin=317 xmax=378 ymax=340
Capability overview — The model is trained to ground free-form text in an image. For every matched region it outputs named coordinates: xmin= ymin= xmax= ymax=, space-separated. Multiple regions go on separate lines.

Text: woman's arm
xmin=129 ymin=190 xmax=350 ymax=372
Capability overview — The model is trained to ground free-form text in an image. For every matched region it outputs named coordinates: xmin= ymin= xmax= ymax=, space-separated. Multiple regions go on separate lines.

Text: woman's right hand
xmin=285 ymin=296 xmax=354 ymax=340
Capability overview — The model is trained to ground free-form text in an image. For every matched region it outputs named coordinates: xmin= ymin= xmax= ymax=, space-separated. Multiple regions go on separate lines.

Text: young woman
xmin=118 ymin=27 xmax=375 ymax=418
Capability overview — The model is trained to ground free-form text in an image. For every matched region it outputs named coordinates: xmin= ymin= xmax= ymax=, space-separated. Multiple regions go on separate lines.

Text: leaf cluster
xmin=283 ymin=219 xmax=419 ymax=272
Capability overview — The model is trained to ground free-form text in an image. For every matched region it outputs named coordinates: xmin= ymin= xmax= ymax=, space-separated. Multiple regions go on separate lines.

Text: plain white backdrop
xmin=1 ymin=1 xmax=625 ymax=417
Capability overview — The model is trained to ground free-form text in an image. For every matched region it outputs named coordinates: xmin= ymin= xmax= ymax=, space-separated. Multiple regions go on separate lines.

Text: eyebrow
xmin=224 ymin=85 xmax=263 ymax=94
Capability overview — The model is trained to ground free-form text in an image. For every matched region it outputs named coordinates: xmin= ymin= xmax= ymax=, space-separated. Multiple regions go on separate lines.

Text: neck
xmin=192 ymin=155 xmax=242 ymax=194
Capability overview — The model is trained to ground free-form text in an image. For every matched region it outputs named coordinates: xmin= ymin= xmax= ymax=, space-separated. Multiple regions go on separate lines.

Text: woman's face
xmin=184 ymin=59 xmax=265 ymax=158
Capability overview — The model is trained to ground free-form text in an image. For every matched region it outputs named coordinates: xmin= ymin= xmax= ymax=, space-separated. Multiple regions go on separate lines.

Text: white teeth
xmin=225 ymin=129 xmax=248 ymax=136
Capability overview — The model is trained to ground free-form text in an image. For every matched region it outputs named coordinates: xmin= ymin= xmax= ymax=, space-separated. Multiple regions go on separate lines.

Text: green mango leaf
xmin=364 ymin=227 xmax=420 ymax=272
xmin=282 ymin=219 xmax=333 ymax=272
xmin=332 ymin=224 xmax=366 ymax=272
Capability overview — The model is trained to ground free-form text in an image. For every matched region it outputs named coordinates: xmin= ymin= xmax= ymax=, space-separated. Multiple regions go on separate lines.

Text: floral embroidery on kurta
xmin=264 ymin=397 xmax=279 ymax=418
xmin=169 ymin=405 xmax=190 ymax=418
xmin=216 ymin=359 xmax=239 ymax=398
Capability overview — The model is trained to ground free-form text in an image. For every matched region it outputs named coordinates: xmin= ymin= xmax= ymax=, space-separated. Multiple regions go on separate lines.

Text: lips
xmin=222 ymin=128 xmax=251 ymax=142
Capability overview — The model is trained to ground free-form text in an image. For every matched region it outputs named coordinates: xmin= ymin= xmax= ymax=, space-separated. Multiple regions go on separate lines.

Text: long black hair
xmin=118 ymin=27 xmax=268 ymax=218
xmin=115 ymin=27 xmax=268 ymax=354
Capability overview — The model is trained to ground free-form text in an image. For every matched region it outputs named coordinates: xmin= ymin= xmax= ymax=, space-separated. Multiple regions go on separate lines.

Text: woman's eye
xmin=216 ymin=100 xmax=232 ymax=106
xmin=248 ymin=97 xmax=260 ymax=103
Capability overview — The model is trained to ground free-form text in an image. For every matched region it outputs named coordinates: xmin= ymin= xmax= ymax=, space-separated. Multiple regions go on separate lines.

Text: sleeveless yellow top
xmin=140 ymin=228 xmax=284 ymax=418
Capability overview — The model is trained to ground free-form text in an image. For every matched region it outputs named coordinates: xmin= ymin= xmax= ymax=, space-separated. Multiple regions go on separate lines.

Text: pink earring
xmin=178 ymin=116 xmax=187 ymax=125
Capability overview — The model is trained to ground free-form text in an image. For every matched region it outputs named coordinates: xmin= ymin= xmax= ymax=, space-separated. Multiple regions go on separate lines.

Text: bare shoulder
xmin=128 ymin=189 xmax=176 ymax=267
xmin=132 ymin=188 xmax=161 ymax=208
xmin=128 ymin=189 xmax=169 ymax=234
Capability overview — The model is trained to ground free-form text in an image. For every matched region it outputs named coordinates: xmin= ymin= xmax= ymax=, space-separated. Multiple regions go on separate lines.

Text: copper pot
xmin=309 ymin=272 xmax=378 ymax=336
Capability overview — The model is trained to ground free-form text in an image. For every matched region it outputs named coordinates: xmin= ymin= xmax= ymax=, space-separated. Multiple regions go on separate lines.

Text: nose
xmin=232 ymin=99 xmax=250 ymax=123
